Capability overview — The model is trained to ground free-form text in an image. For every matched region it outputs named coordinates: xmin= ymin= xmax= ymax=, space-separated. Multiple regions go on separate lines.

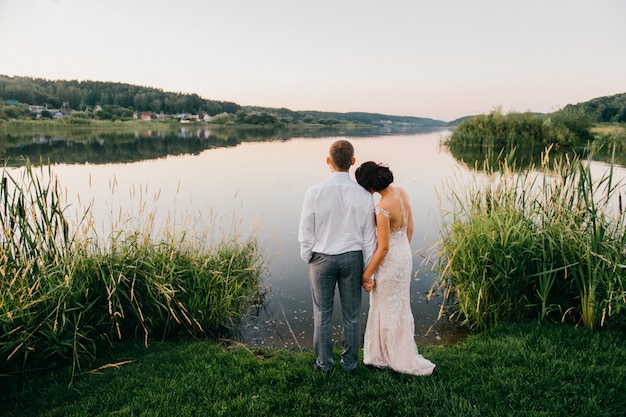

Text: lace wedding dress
xmin=363 ymin=193 xmax=436 ymax=376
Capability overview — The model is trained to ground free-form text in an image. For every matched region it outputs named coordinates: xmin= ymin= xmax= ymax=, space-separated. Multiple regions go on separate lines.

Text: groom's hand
xmin=362 ymin=276 xmax=375 ymax=292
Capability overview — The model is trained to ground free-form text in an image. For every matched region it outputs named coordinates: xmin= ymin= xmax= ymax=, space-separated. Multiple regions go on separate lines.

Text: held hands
xmin=362 ymin=275 xmax=376 ymax=292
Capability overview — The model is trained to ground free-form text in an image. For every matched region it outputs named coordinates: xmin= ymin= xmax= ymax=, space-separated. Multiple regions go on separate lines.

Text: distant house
xmin=29 ymin=105 xmax=64 ymax=119
xmin=140 ymin=113 xmax=152 ymax=121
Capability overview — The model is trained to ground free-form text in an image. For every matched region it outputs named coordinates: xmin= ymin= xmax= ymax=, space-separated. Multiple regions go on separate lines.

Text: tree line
xmin=0 ymin=74 xmax=449 ymax=128
xmin=561 ymin=92 xmax=626 ymax=123
xmin=0 ymin=74 xmax=241 ymax=116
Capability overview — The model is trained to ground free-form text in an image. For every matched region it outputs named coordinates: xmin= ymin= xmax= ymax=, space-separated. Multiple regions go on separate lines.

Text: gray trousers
xmin=308 ymin=250 xmax=363 ymax=371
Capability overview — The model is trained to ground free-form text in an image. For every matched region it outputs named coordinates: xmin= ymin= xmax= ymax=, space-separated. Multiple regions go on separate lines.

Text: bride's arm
xmin=402 ymin=188 xmax=414 ymax=243
xmin=406 ymin=201 xmax=414 ymax=244
xmin=362 ymin=210 xmax=390 ymax=291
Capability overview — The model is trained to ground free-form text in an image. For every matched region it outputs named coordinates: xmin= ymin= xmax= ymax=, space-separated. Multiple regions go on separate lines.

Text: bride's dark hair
xmin=355 ymin=161 xmax=394 ymax=192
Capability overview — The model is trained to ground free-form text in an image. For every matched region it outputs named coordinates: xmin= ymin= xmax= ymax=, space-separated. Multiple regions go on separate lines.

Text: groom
xmin=298 ymin=139 xmax=377 ymax=372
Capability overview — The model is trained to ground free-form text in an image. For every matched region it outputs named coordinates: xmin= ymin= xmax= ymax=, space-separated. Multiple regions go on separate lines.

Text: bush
xmin=0 ymin=162 xmax=266 ymax=377
xmin=446 ymin=110 xmax=592 ymax=151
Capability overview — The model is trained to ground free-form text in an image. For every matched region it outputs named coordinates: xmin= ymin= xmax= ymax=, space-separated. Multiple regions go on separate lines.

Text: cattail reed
xmin=434 ymin=148 xmax=626 ymax=330
xmin=0 ymin=161 xmax=266 ymax=380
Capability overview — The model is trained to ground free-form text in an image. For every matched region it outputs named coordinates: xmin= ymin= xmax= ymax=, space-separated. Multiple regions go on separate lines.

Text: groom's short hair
xmin=329 ymin=140 xmax=354 ymax=170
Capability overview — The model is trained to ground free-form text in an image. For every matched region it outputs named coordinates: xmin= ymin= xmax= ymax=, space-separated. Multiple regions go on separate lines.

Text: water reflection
xmin=2 ymin=127 xmax=470 ymax=348
xmin=0 ymin=125 xmax=444 ymax=167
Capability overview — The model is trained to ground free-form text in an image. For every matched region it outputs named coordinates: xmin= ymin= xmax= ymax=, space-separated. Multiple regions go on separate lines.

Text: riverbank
xmin=0 ymin=117 xmax=375 ymax=136
xmin=2 ymin=320 xmax=624 ymax=416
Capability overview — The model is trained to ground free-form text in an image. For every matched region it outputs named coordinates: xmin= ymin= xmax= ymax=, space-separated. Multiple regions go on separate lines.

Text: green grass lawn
xmin=2 ymin=321 xmax=625 ymax=417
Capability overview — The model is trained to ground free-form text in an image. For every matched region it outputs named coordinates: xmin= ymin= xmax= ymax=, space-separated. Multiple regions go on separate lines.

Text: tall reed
xmin=433 ymin=148 xmax=626 ymax=330
xmin=0 ymin=161 xmax=266 ymax=380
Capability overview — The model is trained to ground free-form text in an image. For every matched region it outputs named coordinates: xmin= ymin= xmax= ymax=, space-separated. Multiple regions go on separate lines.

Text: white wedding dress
xmin=363 ymin=193 xmax=436 ymax=376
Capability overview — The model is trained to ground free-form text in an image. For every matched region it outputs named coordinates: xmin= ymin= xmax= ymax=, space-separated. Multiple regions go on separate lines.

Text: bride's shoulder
xmin=395 ymin=186 xmax=410 ymax=201
xmin=394 ymin=185 xmax=408 ymax=195
xmin=375 ymin=205 xmax=390 ymax=217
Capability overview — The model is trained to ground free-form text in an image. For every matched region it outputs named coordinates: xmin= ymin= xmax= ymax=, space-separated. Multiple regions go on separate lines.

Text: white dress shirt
xmin=298 ymin=172 xmax=377 ymax=268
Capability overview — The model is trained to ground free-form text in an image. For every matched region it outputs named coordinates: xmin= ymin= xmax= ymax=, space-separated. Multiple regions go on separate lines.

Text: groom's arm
xmin=362 ymin=196 xmax=377 ymax=269
xmin=298 ymin=191 xmax=315 ymax=263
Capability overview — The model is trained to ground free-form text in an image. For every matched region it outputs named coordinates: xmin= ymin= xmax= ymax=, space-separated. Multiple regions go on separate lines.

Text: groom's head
xmin=328 ymin=140 xmax=355 ymax=172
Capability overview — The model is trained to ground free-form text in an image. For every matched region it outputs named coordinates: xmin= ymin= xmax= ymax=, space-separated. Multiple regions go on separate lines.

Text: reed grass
xmin=433 ymin=147 xmax=626 ymax=330
xmin=0 ymin=162 xmax=266 ymax=381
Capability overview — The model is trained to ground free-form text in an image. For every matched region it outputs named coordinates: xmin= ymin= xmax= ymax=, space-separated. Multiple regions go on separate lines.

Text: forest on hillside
xmin=1 ymin=74 xmax=624 ymax=128
xmin=0 ymin=74 xmax=241 ymax=116
xmin=560 ymin=93 xmax=626 ymax=123
xmin=0 ymin=75 xmax=447 ymax=128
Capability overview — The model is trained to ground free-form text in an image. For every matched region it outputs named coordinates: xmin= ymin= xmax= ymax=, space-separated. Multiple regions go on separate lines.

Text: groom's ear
xmin=326 ymin=156 xmax=332 ymax=165
xmin=351 ymin=157 xmax=356 ymax=166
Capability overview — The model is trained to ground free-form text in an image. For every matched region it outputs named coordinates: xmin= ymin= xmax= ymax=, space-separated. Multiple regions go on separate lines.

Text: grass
xmin=591 ymin=125 xmax=626 ymax=163
xmin=1 ymin=320 xmax=624 ymax=416
xmin=434 ymin=148 xmax=626 ymax=330
xmin=1 ymin=118 xmax=180 ymax=132
xmin=3 ymin=132 xmax=626 ymax=415
xmin=591 ymin=124 xmax=626 ymax=136
xmin=0 ymin=162 xmax=266 ymax=381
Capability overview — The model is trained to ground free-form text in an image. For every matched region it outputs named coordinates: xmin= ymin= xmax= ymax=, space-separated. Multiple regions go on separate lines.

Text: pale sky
xmin=1 ymin=0 xmax=625 ymax=121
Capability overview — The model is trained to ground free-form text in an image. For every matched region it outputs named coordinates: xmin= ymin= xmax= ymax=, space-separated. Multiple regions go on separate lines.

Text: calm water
xmin=6 ymin=127 xmax=624 ymax=349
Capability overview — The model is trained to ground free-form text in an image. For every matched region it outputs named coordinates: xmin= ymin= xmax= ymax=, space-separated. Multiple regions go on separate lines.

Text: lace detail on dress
xmin=364 ymin=189 xmax=435 ymax=376
xmin=375 ymin=191 xmax=408 ymax=234
xmin=374 ymin=207 xmax=390 ymax=217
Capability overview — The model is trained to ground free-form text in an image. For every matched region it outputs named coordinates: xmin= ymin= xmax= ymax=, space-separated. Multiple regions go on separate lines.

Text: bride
xmin=355 ymin=161 xmax=436 ymax=376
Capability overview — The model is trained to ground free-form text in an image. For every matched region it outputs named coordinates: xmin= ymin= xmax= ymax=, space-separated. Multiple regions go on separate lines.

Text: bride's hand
xmin=362 ymin=275 xmax=375 ymax=292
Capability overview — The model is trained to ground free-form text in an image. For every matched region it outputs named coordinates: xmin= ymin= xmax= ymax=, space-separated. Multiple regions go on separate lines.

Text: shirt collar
xmin=330 ymin=171 xmax=350 ymax=179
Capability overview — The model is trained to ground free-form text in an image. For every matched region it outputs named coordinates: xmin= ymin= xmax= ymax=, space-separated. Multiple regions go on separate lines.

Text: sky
xmin=1 ymin=0 xmax=625 ymax=122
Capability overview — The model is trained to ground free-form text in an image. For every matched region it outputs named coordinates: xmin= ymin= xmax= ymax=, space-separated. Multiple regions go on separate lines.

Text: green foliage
xmin=591 ymin=125 xmax=626 ymax=159
xmin=209 ymin=112 xmax=237 ymax=126
xmin=0 ymin=162 xmax=266 ymax=379
xmin=3 ymin=321 xmax=626 ymax=416
xmin=296 ymin=110 xmax=448 ymax=128
xmin=434 ymin=149 xmax=626 ymax=330
xmin=94 ymin=104 xmax=135 ymax=121
xmin=0 ymin=74 xmax=241 ymax=116
xmin=548 ymin=109 xmax=594 ymax=142
xmin=446 ymin=109 xmax=591 ymax=152
xmin=560 ymin=92 xmax=626 ymax=123
xmin=0 ymin=74 xmax=451 ymax=130
xmin=0 ymin=103 xmax=33 ymax=120
xmin=0 ymin=163 xmax=71 ymax=273
xmin=235 ymin=110 xmax=282 ymax=126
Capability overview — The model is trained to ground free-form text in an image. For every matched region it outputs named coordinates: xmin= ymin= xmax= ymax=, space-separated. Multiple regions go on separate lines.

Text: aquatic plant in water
xmin=0 ymin=161 xmax=266 ymax=381
xmin=434 ymin=147 xmax=626 ymax=330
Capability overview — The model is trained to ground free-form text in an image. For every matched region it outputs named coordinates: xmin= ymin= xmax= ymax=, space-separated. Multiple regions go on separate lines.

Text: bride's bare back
xmin=377 ymin=185 xmax=413 ymax=240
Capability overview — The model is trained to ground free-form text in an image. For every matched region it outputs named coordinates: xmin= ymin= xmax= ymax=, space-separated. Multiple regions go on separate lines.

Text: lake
xmin=5 ymin=126 xmax=623 ymax=349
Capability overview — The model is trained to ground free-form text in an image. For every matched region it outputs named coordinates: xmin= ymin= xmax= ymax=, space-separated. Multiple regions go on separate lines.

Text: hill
xmin=559 ymin=92 xmax=626 ymax=123
xmin=0 ymin=74 xmax=240 ymax=117
xmin=2 ymin=74 xmax=623 ymax=127
xmin=0 ymin=74 xmax=447 ymax=128
xmin=242 ymin=106 xmax=447 ymax=129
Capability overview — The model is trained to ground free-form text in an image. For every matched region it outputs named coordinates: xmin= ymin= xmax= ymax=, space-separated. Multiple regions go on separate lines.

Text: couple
xmin=298 ymin=139 xmax=435 ymax=376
